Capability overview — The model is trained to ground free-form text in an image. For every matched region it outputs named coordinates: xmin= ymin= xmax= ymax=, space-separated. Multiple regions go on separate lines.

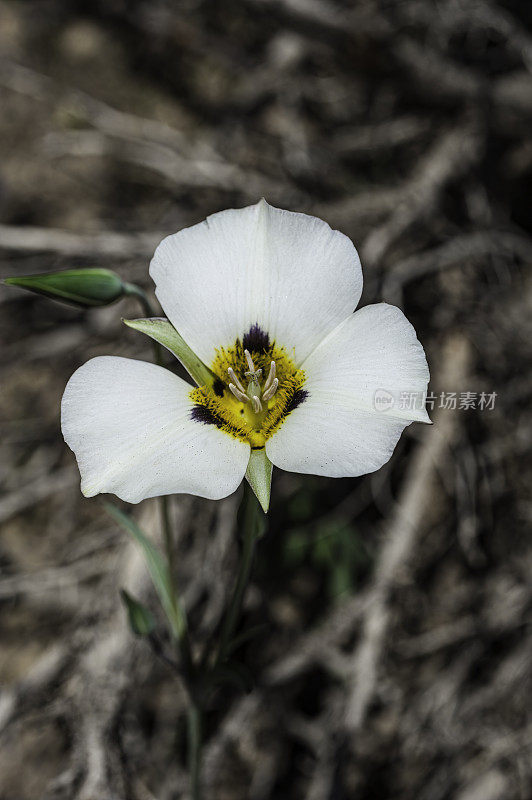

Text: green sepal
xmin=245 ymin=448 xmax=272 ymax=514
xmin=120 ymin=589 xmax=156 ymax=637
xmin=123 ymin=317 xmax=215 ymax=388
xmin=3 ymin=268 xmax=126 ymax=307
xmin=104 ymin=502 xmax=187 ymax=641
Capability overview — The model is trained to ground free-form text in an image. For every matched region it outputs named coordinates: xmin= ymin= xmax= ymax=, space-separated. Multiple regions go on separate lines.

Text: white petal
xmin=61 ymin=356 xmax=249 ymax=503
xmin=266 ymin=304 xmax=430 ymax=477
xmin=150 ymin=199 xmax=362 ymax=367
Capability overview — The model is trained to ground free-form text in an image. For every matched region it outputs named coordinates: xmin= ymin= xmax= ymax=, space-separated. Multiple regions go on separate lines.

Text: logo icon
xmin=374 ymin=389 xmax=394 ymax=412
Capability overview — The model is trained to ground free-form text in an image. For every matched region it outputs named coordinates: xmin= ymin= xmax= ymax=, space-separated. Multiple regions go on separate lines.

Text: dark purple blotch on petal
xmin=243 ymin=324 xmax=270 ymax=354
xmin=285 ymin=389 xmax=309 ymax=415
xmin=190 ymin=405 xmax=224 ymax=430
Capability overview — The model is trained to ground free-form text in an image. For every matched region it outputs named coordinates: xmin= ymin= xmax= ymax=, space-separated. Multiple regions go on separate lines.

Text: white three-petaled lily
xmin=61 ymin=200 xmax=430 ymax=512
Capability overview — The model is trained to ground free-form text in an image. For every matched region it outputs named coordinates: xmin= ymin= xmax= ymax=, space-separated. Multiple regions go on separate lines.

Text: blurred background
xmin=1 ymin=1 xmax=531 ymax=798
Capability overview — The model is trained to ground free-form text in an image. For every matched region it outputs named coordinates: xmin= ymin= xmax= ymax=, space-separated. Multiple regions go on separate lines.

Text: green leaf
xmin=104 ymin=502 xmax=186 ymax=640
xmin=120 ymin=589 xmax=155 ymax=636
xmin=123 ymin=317 xmax=215 ymax=388
xmin=245 ymin=448 xmax=272 ymax=513
xmin=4 ymin=268 xmax=126 ymax=307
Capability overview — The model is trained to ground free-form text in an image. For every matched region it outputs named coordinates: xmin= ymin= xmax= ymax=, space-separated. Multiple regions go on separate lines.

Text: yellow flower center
xmin=190 ymin=326 xmax=307 ymax=447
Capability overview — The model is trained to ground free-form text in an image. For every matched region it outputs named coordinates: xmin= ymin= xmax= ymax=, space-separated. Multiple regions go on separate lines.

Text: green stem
xmin=187 ymin=703 xmax=203 ymax=800
xmin=128 ymin=287 xmax=189 ymax=655
xmin=124 ymin=282 xmax=163 ymax=365
xmin=128 ymin=281 xmax=200 ymax=799
xmin=184 ymin=485 xmax=263 ymax=797
xmin=216 ymin=482 xmax=264 ymax=664
xmin=123 ymin=282 xmax=156 ymax=317
xmin=129 ymin=289 xmax=181 ymax=636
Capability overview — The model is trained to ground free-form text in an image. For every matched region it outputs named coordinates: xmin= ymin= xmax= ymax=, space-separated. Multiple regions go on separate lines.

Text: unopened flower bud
xmin=4 ymin=268 xmax=127 ymax=308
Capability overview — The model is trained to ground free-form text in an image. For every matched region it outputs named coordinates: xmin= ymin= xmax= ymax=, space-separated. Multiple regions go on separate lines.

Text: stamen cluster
xmin=228 ymin=349 xmax=279 ymax=412
xmin=189 ymin=336 xmax=307 ymax=446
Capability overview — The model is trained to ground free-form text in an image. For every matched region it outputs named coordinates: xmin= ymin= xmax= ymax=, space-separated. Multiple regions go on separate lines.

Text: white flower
xmin=61 ymin=200 xmax=430 ymax=510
